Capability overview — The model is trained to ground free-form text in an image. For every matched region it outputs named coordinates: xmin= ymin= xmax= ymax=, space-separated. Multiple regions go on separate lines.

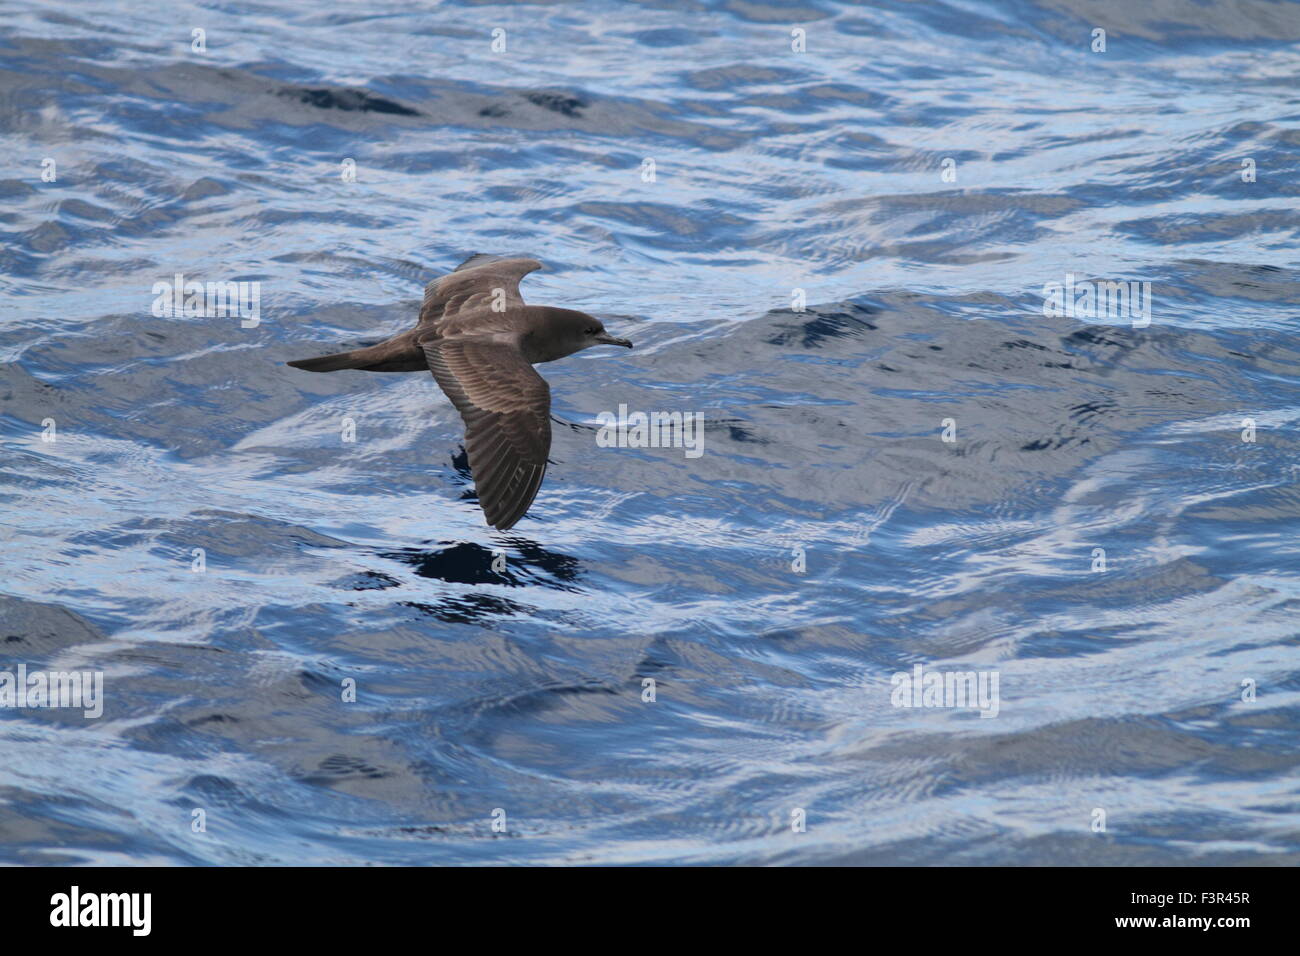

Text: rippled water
xmin=1 ymin=0 xmax=1299 ymax=865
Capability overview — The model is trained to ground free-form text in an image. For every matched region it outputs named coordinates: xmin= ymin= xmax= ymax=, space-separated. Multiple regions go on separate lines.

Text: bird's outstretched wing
xmin=417 ymin=255 xmax=542 ymax=327
xmin=421 ymin=336 xmax=551 ymax=530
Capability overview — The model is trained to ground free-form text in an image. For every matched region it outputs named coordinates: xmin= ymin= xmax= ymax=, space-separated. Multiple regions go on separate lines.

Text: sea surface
xmin=1 ymin=0 xmax=1298 ymax=865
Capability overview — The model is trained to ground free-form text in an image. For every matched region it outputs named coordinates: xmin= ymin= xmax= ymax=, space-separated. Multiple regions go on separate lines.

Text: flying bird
xmin=287 ymin=255 xmax=633 ymax=530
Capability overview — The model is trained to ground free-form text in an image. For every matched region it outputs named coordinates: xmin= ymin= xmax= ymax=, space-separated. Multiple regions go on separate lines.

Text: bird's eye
xmin=585 ymin=327 xmax=597 ymax=335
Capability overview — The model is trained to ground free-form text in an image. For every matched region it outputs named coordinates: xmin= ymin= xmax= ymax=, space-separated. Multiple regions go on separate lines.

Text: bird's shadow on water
xmin=378 ymin=538 xmax=583 ymax=625
xmin=377 ymin=539 xmax=582 ymax=590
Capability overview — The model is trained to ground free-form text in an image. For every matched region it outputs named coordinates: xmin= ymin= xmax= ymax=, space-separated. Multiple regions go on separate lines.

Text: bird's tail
xmin=286 ymin=350 xmax=369 ymax=372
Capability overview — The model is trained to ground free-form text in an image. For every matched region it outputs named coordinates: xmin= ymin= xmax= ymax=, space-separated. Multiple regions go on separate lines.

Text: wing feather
xmin=422 ymin=337 xmax=551 ymax=530
xmin=417 ymin=256 xmax=542 ymax=327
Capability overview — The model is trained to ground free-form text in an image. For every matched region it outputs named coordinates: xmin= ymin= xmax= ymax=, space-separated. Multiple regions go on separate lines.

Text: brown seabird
xmin=287 ymin=254 xmax=633 ymax=530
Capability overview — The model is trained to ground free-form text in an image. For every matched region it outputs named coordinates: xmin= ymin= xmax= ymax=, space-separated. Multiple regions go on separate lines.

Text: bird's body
xmin=287 ymin=255 xmax=632 ymax=530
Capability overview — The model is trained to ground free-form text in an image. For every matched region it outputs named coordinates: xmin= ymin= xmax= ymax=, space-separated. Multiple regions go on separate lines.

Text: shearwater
xmin=288 ymin=255 xmax=633 ymax=531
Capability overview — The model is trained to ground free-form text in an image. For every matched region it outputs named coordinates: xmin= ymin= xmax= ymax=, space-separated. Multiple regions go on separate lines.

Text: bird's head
xmin=528 ymin=307 xmax=633 ymax=362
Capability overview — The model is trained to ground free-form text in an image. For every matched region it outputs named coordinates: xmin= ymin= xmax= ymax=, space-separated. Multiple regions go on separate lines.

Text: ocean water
xmin=1 ymin=0 xmax=1298 ymax=865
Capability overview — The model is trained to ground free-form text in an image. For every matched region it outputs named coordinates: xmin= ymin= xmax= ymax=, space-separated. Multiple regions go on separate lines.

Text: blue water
xmin=1 ymin=0 xmax=1299 ymax=865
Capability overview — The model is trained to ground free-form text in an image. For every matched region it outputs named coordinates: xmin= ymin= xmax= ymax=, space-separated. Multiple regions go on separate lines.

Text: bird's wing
xmin=421 ymin=335 xmax=551 ymax=530
xmin=417 ymin=255 xmax=542 ymax=327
